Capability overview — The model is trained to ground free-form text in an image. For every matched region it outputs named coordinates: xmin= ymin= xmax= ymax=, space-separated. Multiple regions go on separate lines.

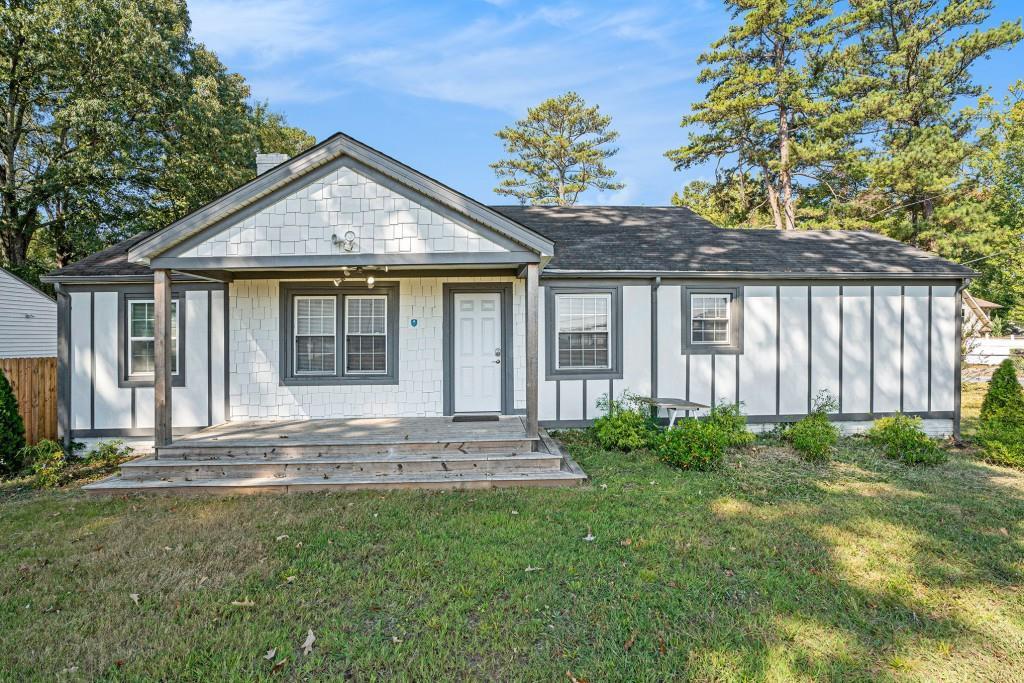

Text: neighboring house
xmin=41 ymin=133 xmax=974 ymax=493
xmin=963 ymin=292 xmax=1001 ymax=336
xmin=0 ymin=267 xmax=57 ymax=359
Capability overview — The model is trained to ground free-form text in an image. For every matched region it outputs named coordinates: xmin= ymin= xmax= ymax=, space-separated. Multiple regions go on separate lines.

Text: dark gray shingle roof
xmin=48 ymin=206 xmax=973 ymax=280
xmin=492 ymin=206 xmax=975 ymax=277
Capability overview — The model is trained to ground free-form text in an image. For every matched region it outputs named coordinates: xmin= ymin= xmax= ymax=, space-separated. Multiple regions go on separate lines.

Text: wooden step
xmin=155 ymin=437 xmax=538 ymax=460
xmin=118 ymin=452 xmax=562 ymax=482
xmin=83 ymin=468 xmax=587 ymax=495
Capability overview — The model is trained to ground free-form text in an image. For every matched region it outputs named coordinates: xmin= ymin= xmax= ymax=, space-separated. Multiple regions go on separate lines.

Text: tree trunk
xmin=765 ymin=179 xmax=784 ymax=231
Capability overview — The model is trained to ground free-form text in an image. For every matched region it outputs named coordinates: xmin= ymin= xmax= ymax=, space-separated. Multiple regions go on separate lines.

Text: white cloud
xmin=189 ymin=0 xmax=339 ymax=63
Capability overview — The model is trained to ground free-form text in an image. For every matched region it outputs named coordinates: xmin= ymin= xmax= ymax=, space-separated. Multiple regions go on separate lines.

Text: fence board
xmin=0 ymin=357 xmax=58 ymax=444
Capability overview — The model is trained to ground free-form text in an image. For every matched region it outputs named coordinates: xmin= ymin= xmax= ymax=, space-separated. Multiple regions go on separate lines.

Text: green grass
xmin=2 ymin=432 xmax=1023 ymax=681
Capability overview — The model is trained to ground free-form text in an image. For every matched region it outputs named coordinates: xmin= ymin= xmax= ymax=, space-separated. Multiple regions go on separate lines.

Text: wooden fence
xmin=0 ymin=357 xmax=58 ymax=444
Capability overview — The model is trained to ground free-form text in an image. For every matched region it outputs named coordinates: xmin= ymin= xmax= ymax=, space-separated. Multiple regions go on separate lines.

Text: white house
xmin=42 ymin=133 xmax=973 ymax=493
xmin=0 ymin=266 xmax=57 ymax=359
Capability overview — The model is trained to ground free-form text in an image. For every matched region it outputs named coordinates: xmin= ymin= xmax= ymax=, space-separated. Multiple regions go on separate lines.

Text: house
xmin=1 ymin=266 xmax=57 ymax=359
xmin=963 ymin=292 xmax=1001 ymax=336
xmin=41 ymin=133 xmax=974 ymax=493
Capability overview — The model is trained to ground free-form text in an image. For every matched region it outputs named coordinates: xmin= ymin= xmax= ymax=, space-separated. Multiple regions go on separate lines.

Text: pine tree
xmin=491 ymin=92 xmax=623 ymax=206
xmin=0 ymin=368 xmax=26 ymax=471
xmin=980 ymin=358 xmax=1024 ymax=425
xmin=666 ymin=0 xmax=853 ymax=230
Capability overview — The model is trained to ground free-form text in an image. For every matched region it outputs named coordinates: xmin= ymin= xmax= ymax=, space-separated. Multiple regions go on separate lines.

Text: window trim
xmin=554 ymin=291 xmax=613 ymax=371
xmin=544 ymin=284 xmax=623 ymax=381
xmin=118 ymin=291 xmax=187 ymax=388
xmin=293 ymin=295 xmax=338 ymax=376
xmin=681 ymin=286 xmax=744 ymax=355
xmin=279 ymin=281 xmax=399 ymax=386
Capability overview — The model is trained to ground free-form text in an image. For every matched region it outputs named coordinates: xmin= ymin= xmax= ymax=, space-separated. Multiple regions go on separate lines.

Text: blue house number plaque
xmin=410 ymin=319 xmax=418 ymax=328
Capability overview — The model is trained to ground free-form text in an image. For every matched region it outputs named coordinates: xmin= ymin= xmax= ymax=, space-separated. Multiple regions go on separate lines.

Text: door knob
xmin=494 ymin=347 xmax=502 ymax=356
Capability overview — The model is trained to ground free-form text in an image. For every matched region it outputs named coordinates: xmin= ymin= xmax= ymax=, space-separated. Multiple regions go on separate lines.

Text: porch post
xmin=526 ymin=263 xmax=539 ymax=439
xmin=154 ymin=269 xmax=173 ymax=448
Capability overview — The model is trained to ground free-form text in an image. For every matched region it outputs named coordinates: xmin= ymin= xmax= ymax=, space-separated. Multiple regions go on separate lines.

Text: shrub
xmin=85 ymin=439 xmax=133 ymax=467
xmin=977 ymin=359 xmax=1024 ymax=468
xmin=705 ymin=403 xmax=755 ymax=447
xmin=655 ymin=418 xmax=728 ymax=470
xmin=13 ymin=439 xmax=64 ymax=478
xmin=0 ymin=368 xmax=27 ymax=475
xmin=787 ymin=413 xmax=839 ymax=461
xmin=867 ymin=415 xmax=945 ymax=465
xmin=32 ymin=448 xmax=67 ymax=489
xmin=591 ymin=391 xmax=657 ymax=452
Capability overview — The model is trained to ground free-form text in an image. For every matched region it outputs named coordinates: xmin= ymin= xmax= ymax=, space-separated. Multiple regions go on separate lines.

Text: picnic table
xmin=638 ymin=397 xmax=710 ymax=427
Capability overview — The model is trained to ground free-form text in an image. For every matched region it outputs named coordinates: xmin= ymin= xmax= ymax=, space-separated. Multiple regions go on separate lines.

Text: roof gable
xmin=128 ymin=132 xmax=553 ymax=265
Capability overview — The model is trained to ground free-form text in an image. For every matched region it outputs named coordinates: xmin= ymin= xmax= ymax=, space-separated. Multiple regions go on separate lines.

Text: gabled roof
xmin=128 ymin=132 xmax=555 ymax=264
xmin=494 ymin=206 xmax=976 ymax=278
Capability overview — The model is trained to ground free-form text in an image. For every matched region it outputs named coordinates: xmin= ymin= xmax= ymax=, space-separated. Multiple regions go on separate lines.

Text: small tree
xmin=0 ymin=369 xmax=27 ymax=473
xmin=980 ymin=358 xmax=1024 ymax=425
xmin=491 ymin=91 xmax=624 ymax=206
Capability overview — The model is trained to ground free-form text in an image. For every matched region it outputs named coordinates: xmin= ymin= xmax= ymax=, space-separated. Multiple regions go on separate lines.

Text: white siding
xmin=779 ymin=286 xmax=810 ymax=415
xmin=739 ymin=286 xmax=777 ymax=415
xmin=714 ymin=355 xmax=737 ymax=407
xmin=93 ymin=292 xmax=131 ymax=429
xmin=841 ymin=286 xmax=872 ymax=413
xmin=810 ymin=287 xmax=841 ymax=409
xmin=931 ymin=287 xmax=957 ymax=412
xmin=873 ymin=286 xmax=903 ymax=412
xmin=688 ymin=355 xmax=713 ymax=415
xmin=559 ymin=380 xmax=584 ymax=420
xmin=902 ymin=286 xmax=930 ymax=412
xmin=613 ymin=284 xmax=652 ymax=400
xmin=657 ymin=285 xmax=686 ymax=415
xmin=70 ymin=292 xmax=92 ymax=430
xmin=0 ymin=268 xmax=57 ymax=358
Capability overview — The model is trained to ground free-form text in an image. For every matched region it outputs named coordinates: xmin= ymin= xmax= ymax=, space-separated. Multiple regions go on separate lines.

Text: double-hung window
xmin=690 ymin=293 xmax=731 ymax=345
xmin=545 ymin=286 xmax=621 ymax=380
xmin=281 ymin=283 xmax=398 ymax=385
xmin=128 ymin=299 xmax=179 ymax=377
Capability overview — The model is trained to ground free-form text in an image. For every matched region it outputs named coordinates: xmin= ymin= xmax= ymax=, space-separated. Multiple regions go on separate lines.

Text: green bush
xmin=705 ymin=403 xmax=755 ymax=447
xmin=867 ymin=415 xmax=945 ymax=465
xmin=787 ymin=413 xmax=839 ymax=461
xmin=0 ymin=368 xmax=27 ymax=475
xmin=85 ymin=439 xmax=133 ymax=467
xmin=32 ymin=448 xmax=67 ymax=488
xmin=13 ymin=439 xmax=64 ymax=477
xmin=655 ymin=418 xmax=728 ymax=470
xmin=591 ymin=391 xmax=658 ymax=452
xmin=977 ymin=360 xmax=1024 ymax=468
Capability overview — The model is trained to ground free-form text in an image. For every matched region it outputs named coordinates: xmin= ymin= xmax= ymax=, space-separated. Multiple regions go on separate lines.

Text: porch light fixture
xmin=332 ymin=230 xmax=359 ymax=252
xmin=332 ymin=265 xmax=388 ymax=289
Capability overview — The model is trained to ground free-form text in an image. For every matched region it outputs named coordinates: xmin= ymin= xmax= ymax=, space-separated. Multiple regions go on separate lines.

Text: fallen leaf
xmin=624 ymin=632 xmax=637 ymax=651
xmin=264 ymin=648 xmax=276 ymax=660
xmin=724 ymin=569 xmax=735 ymax=577
xmin=391 ymin=636 xmax=403 ymax=644
xmin=620 ymin=538 xmax=632 ymax=547
xmin=583 ymin=528 xmax=596 ymax=542
xmin=231 ymin=599 xmax=255 ymax=607
xmin=525 ymin=566 xmax=542 ymax=572
xmin=271 ymin=659 xmax=287 ymax=674
xmin=294 ymin=542 xmax=303 ymax=549
xmin=162 ymin=546 xmax=173 ymax=551
xmin=129 ymin=593 xmax=140 ymax=606
xmin=999 ymin=527 xmax=1009 ymax=536
xmin=285 ymin=576 xmax=297 ymax=583
xmin=301 ymin=629 xmax=315 ymax=655
xmin=599 ymin=484 xmax=608 ymax=489
xmin=658 ymin=633 xmax=667 ymax=655
xmin=511 ymin=510 xmax=519 ymax=515
xmin=275 ymin=534 xmax=289 ymax=541
xmin=197 ymin=576 xmax=208 ymax=586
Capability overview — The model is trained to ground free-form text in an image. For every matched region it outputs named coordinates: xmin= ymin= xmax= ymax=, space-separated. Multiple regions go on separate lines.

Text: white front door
xmin=453 ymin=292 xmax=503 ymax=413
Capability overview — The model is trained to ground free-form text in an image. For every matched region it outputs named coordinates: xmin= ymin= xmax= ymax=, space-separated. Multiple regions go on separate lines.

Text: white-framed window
xmin=555 ymin=293 xmax=611 ymax=370
xmin=344 ymin=295 xmax=387 ymax=374
xmin=294 ymin=295 xmax=336 ymax=375
xmin=128 ymin=299 xmax=179 ymax=376
xmin=690 ymin=293 xmax=731 ymax=345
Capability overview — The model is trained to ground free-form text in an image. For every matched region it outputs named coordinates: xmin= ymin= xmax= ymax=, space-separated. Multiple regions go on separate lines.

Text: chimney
xmin=256 ymin=152 xmax=290 ymax=175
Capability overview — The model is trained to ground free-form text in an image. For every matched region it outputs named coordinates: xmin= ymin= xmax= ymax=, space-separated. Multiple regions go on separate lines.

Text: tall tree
xmin=491 ymin=91 xmax=623 ymax=206
xmin=835 ymin=0 xmax=1022 ymax=242
xmin=667 ymin=0 xmax=850 ymax=230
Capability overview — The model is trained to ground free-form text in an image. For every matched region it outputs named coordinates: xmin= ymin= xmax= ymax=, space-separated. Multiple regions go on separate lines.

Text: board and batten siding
xmin=0 ymin=268 xmax=57 ymax=358
xmin=66 ymin=285 xmax=227 ymax=439
xmin=538 ymin=281 xmax=961 ymax=436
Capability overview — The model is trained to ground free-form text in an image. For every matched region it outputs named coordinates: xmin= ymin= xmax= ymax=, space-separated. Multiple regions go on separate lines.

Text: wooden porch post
xmin=154 ymin=269 xmax=173 ymax=448
xmin=526 ymin=263 xmax=539 ymax=439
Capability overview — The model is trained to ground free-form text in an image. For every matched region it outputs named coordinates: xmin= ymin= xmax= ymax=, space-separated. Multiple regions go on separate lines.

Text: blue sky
xmin=189 ymin=0 xmax=1023 ymax=207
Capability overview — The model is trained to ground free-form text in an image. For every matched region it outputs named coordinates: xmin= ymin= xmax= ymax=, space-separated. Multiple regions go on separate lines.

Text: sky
xmin=189 ymin=0 xmax=1024 ymax=207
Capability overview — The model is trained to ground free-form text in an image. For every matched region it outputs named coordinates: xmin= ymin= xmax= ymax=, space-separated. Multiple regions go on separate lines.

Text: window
xmin=128 ymin=299 xmax=179 ymax=376
xmin=280 ymin=283 xmax=399 ymax=385
xmin=294 ymin=296 xmax=336 ymax=375
xmin=690 ymin=293 xmax=731 ymax=345
xmin=556 ymin=293 xmax=611 ymax=369
xmin=345 ymin=296 xmax=387 ymax=374
xmin=544 ymin=286 xmax=622 ymax=380
xmin=682 ymin=287 xmax=743 ymax=354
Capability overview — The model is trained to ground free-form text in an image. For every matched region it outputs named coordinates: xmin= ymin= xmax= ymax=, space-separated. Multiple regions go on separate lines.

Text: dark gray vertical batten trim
xmin=807 ymin=285 xmax=812 ymax=414
xmin=582 ymin=380 xmax=587 ymax=420
xmin=954 ymin=284 xmax=965 ymax=440
xmin=207 ymin=290 xmax=213 ymax=427
xmin=685 ymin=354 xmax=691 ymax=402
xmin=608 ymin=378 xmax=613 ymax=407
xmin=710 ymin=354 xmax=716 ymax=407
xmin=734 ymin=353 xmax=740 ymax=407
xmin=927 ymin=286 xmax=933 ymax=412
xmin=869 ymin=286 xmax=875 ymax=414
xmin=89 ymin=291 xmax=95 ymax=430
xmin=224 ymin=285 xmax=230 ymax=423
xmin=131 ymin=388 xmax=136 ymax=429
xmin=899 ymin=285 xmax=906 ymax=413
xmin=775 ymin=285 xmax=781 ymax=416
xmin=555 ymin=380 xmax=561 ymax=421
xmin=55 ymin=285 xmax=72 ymax=449
xmin=651 ymin=277 xmax=659 ymax=399
xmin=838 ymin=286 xmax=844 ymax=413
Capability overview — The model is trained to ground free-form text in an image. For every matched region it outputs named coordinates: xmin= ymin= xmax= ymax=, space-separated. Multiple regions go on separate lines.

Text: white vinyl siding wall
xmin=0 ymin=269 xmax=57 ymax=358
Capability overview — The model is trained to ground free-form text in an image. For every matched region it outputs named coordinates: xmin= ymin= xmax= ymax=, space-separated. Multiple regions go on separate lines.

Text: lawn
xmin=2 ymin=425 xmax=1023 ymax=682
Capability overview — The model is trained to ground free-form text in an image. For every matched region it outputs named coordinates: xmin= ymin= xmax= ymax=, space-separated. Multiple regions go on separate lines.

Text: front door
xmin=453 ymin=292 xmax=503 ymax=413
